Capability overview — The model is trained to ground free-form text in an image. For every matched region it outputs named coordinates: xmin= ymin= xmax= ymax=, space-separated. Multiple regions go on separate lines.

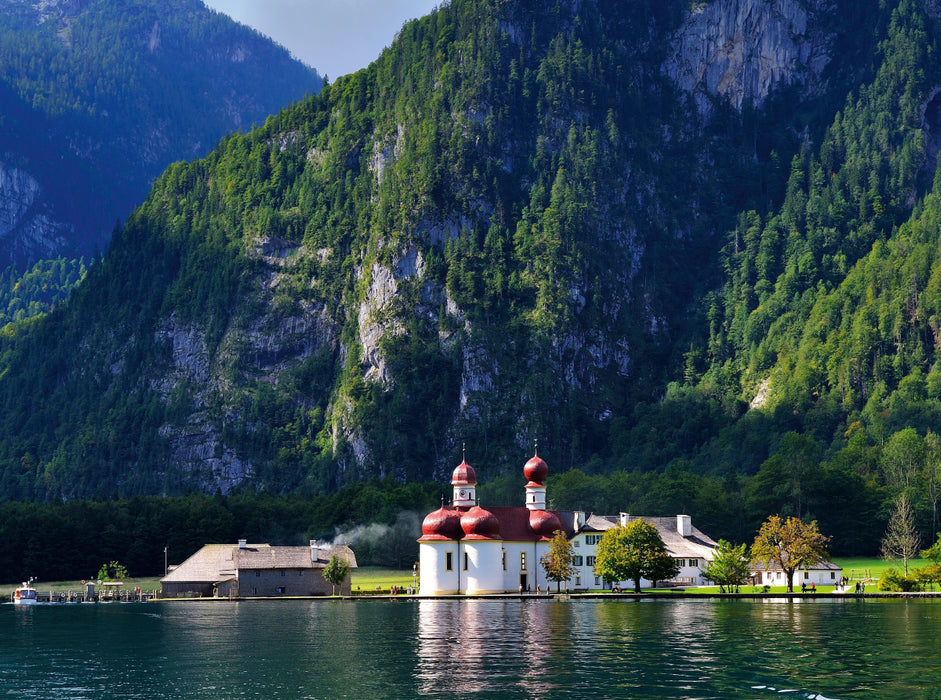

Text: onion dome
xmin=461 ymin=506 xmax=501 ymax=539
xmin=529 ymin=509 xmax=562 ymax=540
xmin=451 ymin=459 xmax=477 ymax=486
xmin=420 ymin=507 xmax=463 ymax=541
xmin=524 ymin=453 xmax=549 ymax=485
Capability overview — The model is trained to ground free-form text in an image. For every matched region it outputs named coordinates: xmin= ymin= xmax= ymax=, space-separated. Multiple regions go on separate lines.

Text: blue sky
xmin=202 ymin=0 xmax=440 ymax=80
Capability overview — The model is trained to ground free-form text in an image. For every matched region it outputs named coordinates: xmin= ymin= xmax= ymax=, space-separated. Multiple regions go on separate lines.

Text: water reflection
xmin=5 ymin=598 xmax=941 ymax=698
xmin=419 ymin=600 xmax=582 ymax=697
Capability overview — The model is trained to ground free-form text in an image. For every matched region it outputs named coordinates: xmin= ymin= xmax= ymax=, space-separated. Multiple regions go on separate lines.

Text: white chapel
xmin=417 ymin=452 xmax=719 ymax=595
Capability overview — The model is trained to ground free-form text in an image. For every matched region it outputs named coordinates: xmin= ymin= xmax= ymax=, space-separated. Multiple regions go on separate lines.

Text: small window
xmin=804 ymin=571 xmax=809 ymax=579
xmin=574 ymin=540 xmax=580 ymax=548
xmin=255 ymin=571 xmax=260 ymax=577
xmin=446 ymin=552 xmax=453 ymax=571
xmin=463 ymin=552 xmax=469 ymax=571
xmin=281 ymin=570 xmax=286 ymax=577
xmin=521 ymin=552 xmax=527 ymax=571
xmin=831 ymin=572 xmax=836 ymax=579
xmin=576 ymin=576 xmax=581 ymax=586
xmin=503 ymin=551 xmax=507 ymax=571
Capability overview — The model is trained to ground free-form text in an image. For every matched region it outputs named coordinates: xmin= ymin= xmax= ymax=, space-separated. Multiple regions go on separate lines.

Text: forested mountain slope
xmin=3 ymin=0 xmax=940 ymax=557
xmin=0 ymin=0 xmax=321 ymax=275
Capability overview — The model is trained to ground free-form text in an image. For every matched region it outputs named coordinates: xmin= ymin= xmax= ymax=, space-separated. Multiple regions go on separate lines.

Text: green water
xmin=2 ymin=598 xmax=939 ymax=698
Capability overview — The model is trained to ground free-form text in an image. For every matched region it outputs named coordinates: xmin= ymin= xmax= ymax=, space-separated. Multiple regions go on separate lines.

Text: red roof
xmin=450 ymin=459 xmax=477 ymax=486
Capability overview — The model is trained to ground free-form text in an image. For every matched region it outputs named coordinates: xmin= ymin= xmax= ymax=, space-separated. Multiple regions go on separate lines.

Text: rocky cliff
xmin=664 ymin=0 xmax=834 ymax=113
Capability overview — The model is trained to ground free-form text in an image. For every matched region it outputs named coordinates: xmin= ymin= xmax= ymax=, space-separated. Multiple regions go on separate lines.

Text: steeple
xmin=451 ymin=443 xmax=477 ymax=508
xmin=523 ymin=442 xmax=548 ymax=511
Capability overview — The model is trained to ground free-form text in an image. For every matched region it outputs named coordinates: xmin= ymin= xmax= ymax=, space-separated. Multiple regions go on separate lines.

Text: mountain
xmin=2 ymin=0 xmax=941 ymax=556
xmin=0 ymin=0 xmax=322 ymax=273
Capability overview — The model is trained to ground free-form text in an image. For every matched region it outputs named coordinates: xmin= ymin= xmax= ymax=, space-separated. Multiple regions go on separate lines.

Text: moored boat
xmin=12 ymin=579 xmax=37 ymax=605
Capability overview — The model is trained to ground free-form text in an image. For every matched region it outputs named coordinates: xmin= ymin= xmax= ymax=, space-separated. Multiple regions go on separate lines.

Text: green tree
xmin=751 ymin=515 xmax=831 ymax=592
xmin=96 ymin=560 xmax=128 ymax=581
xmin=593 ymin=520 xmax=679 ymax=593
xmin=540 ymin=529 xmax=576 ymax=592
xmin=322 ymin=554 xmax=351 ymax=596
xmin=881 ymin=493 xmax=921 ymax=576
xmin=701 ymin=540 xmax=751 ymax=593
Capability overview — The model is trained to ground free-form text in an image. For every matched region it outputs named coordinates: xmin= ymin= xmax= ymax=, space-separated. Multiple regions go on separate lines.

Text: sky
xmin=202 ymin=0 xmax=441 ymax=80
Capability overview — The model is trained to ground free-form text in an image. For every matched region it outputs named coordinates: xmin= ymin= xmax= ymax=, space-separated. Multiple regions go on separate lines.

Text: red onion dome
xmin=460 ymin=506 xmax=501 ymax=539
xmin=420 ymin=507 xmax=463 ymax=540
xmin=529 ymin=509 xmax=562 ymax=540
xmin=451 ymin=459 xmax=477 ymax=486
xmin=523 ymin=454 xmax=549 ymax=484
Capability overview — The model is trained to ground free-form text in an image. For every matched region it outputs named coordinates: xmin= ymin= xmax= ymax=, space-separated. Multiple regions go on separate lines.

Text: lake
xmin=2 ymin=597 xmax=939 ymax=698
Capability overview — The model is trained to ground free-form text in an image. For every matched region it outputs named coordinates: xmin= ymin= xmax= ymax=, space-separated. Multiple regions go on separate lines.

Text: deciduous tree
xmin=701 ymin=539 xmax=751 ymax=592
xmin=593 ymin=520 xmax=679 ymax=593
xmin=322 ymin=554 xmax=351 ymax=596
xmin=751 ymin=515 xmax=831 ymax=592
xmin=540 ymin=529 xmax=576 ymax=592
xmin=882 ymin=492 xmax=921 ymax=575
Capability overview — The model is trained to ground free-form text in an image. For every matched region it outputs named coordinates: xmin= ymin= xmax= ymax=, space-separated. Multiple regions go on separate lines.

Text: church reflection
xmin=416 ymin=599 xmax=566 ymax=697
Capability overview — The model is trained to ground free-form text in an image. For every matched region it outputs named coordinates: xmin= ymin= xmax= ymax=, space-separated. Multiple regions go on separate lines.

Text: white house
xmin=417 ymin=452 xmax=718 ymax=595
xmin=751 ymin=560 xmax=843 ymax=588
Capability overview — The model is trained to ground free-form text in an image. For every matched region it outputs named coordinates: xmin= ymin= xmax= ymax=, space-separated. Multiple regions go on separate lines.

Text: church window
xmin=463 ymin=552 xmax=469 ymax=571
xmin=521 ymin=552 xmax=527 ymax=571
xmin=503 ymin=551 xmax=507 ymax=571
xmin=446 ymin=552 xmax=453 ymax=571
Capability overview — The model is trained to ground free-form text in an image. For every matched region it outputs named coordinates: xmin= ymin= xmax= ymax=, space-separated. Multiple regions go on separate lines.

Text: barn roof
xmin=161 ymin=543 xmax=357 ymax=585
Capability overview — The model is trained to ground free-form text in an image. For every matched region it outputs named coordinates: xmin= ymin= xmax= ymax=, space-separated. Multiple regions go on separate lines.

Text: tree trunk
xmin=634 ymin=577 xmax=641 ymax=593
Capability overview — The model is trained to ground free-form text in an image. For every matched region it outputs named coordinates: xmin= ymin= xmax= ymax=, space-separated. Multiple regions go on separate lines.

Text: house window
xmin=573 ymin=556 xmax=584 ymax=567
xmin=586 ymin=556 xmax=596 ymax=567
xmin=576 ymin=576 xmax=581 ymax=586
xmin=521 ymin=552 xmax=527 ymax=571
xmin=255 ymin=571 xmax=260 ymax=577
xmin=463 ymin=552 xmax=469 ymax=571
xmin=585 ymin=535 xmax=603 ymax=545
xmin=677 ymin=559 xmax=686 ymax=568
xmin=446 ymin=552 xmax=453 ymax=571
xmin=281 ymin=570 xmax=286 ymax=577
xmin=574 ymin=540 xmax=580 ymax=548
xmin=804 ymin=571 xmax=809 ymax=579
xmin=690 ymin=559 xmax=699 ymax=568
xmin=831 ymin=572 xmax=836 ymax=579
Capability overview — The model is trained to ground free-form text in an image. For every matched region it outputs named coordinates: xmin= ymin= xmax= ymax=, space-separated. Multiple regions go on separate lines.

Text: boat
xmin=12 ymin=579 xmax=37 ymax=605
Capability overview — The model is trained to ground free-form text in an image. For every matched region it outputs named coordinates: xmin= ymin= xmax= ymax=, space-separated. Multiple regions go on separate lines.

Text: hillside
xmin=3 ymin=0 xmax=941 ymax=555
xmin=0 ymin=0 xmax=322 ymax=276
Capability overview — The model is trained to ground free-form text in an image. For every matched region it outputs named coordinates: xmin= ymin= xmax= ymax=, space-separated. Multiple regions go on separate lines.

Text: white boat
xmin=12 ymin=579 xmax=37 ymax=605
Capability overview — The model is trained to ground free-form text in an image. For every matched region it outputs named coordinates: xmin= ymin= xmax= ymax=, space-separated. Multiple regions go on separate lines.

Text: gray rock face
xmin=664 ymin=0 xmax=833 ymax=114
xmin=0 ymin=162 xmax=70 ymax=259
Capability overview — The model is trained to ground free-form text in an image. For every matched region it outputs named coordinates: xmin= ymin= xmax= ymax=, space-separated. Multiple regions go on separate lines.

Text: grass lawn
xmin=350 ymin=567 xmax=414 ymax=594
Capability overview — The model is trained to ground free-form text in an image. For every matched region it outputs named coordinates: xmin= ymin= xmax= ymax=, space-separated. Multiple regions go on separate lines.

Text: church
xmin=417 ymin=452 xmax=718 ymax=595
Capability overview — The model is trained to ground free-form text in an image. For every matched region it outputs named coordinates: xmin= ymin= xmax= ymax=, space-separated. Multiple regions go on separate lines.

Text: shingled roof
xmin=574 ymin=514 xmax=718 ymax=560
xmin=162 ymin=542 xmax=357 ymax=585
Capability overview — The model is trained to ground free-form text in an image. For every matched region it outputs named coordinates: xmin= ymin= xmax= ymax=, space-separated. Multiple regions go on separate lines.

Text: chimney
xmin=619 ymin=512 xmax=629 ymax=527
xmin=238 ymin=539 xmax=247 ymax=549
xmin=310 ymin=540 xmax=320 ymax=562
xmin=677 ymin=515 xmax=691 ymax=537
xmin=575 ymin=511 xmax=586 ymax=529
